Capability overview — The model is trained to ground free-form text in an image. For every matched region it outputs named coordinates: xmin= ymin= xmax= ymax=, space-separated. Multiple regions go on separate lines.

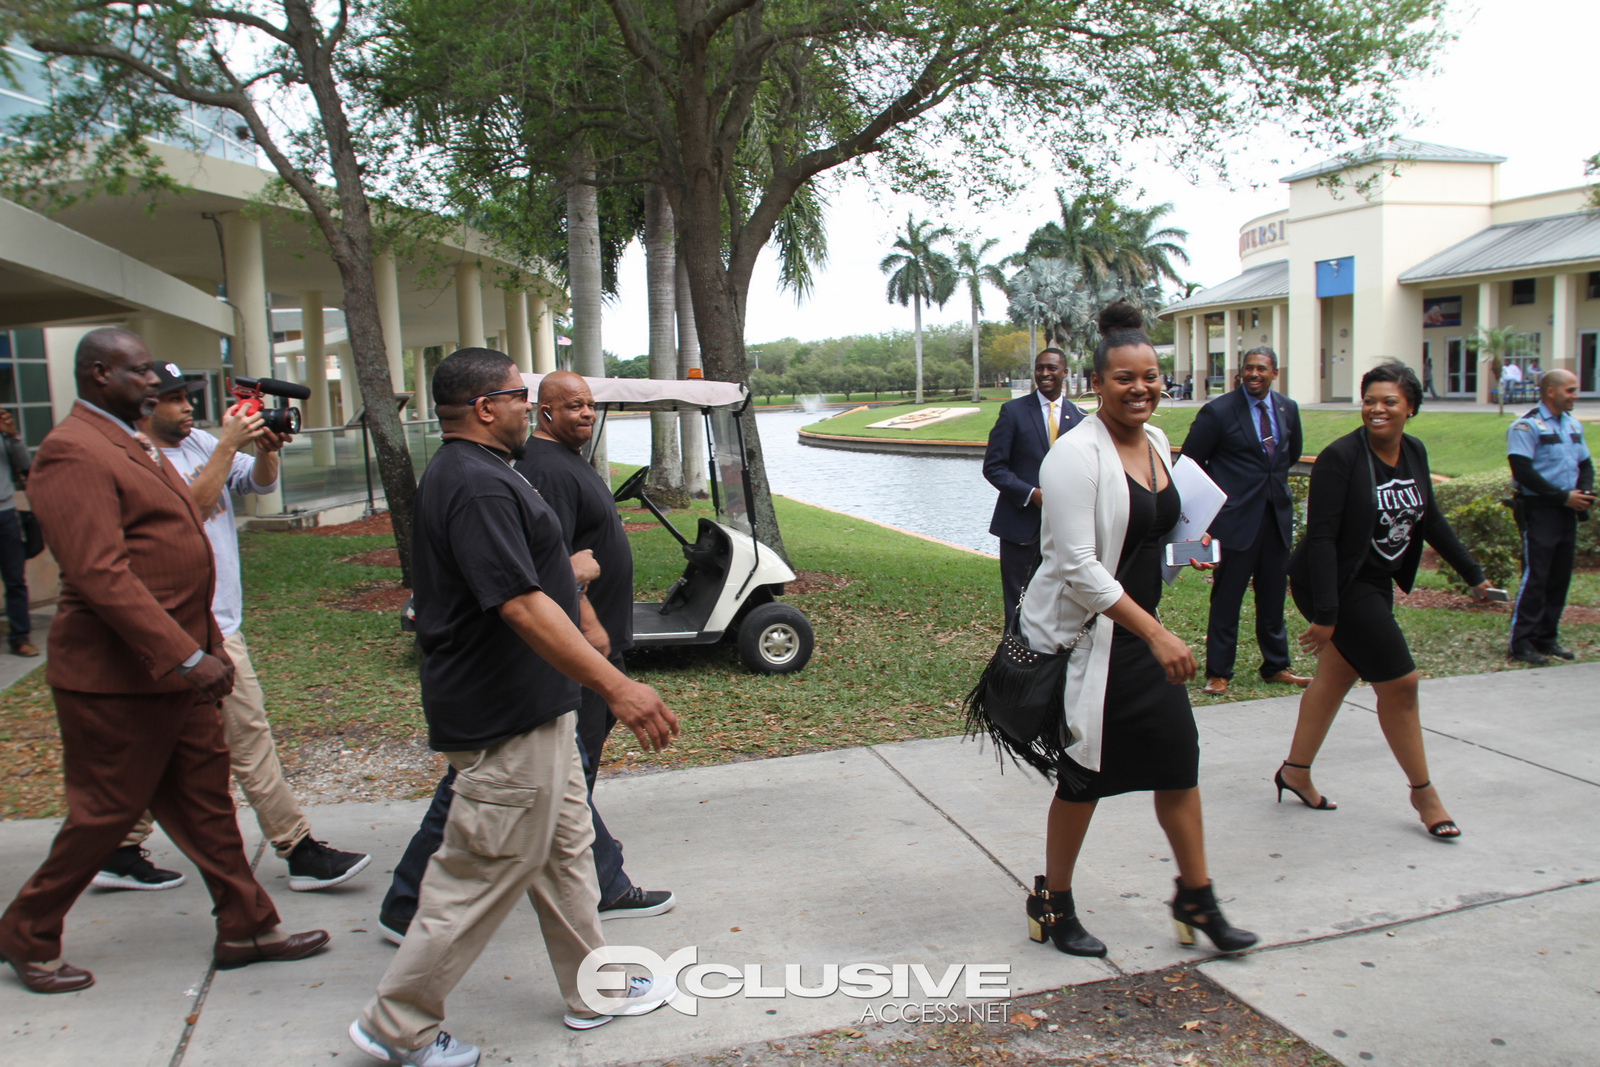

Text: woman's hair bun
xmin=1097 ymin=300 xmax=1144 ymax=333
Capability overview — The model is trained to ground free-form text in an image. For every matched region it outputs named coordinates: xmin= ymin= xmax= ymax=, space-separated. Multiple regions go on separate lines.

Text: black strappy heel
xmin=1275 ymin=761 xmax=1336 ymax=810
xmin=1410 ymin=780 xmax=1461 ymax=839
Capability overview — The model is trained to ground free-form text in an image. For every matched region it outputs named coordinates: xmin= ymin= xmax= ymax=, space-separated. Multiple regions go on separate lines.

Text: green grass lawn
xmin=754 ymin=388 xmax=1013 ymax=408
xmin=2 ymin=468 xmax=1595 ymax=818
xmin=802 ymin=401 xmax=1600 ymax=477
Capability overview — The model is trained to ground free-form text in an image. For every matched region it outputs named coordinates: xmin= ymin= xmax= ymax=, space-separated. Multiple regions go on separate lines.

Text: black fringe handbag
xmin=962 ymin=578 xmax=1097 ymax=779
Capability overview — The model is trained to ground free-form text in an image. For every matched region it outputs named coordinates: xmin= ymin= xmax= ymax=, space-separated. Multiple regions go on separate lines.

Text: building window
xmin=0 ymin=329 xmax=55 ymax=448
xmin=1510 ymin=278 xmax=1537 ymax=305
xmin=1588 ymin=271 xmax=1600 ymax=300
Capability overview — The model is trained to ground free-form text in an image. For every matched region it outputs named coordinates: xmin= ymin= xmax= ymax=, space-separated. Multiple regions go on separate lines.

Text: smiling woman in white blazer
xmin=1018 ymin=302 xmax=1257 ymax=961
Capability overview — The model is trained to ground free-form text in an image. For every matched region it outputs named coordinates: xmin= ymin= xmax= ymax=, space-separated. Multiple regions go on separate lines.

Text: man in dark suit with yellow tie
xmin=1180 ymin=346 xmax=1310 ymax=695
xmin=0 ymin=328 xmax=325 ymax=994
xmin=983 ymin=348 xmax=1085 ymax=626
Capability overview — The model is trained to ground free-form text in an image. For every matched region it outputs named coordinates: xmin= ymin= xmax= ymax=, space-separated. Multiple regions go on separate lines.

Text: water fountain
xmin=798 ymin=394 xmax=829 ymax=414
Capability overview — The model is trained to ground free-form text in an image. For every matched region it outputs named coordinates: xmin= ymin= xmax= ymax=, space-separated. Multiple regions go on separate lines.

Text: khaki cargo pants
xmin=361 ymin=710 xmax=607 ymax=1051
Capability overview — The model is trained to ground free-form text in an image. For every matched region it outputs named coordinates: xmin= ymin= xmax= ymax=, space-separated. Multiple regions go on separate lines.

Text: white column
xmin=219 ymin=212 xmax=272 ymax=381
xmin=1477 ymin=280 xmax=1499 ymax=404
xmin=412 ymin=347 xmax=430 ymax=418
xmin=337 ymin=342 xmax=359 ymax=425
xmin=1266 ymin=303 xmax=1283 ymax=394
xmin=455 ymin=261 xmax=486 ymax=350
xmin=301 ymin=293 xmax=335 ymax=467
xmin=1222 ymin=307 xmax=1240 ymax=393
xmin=530 ymin=293 xmax=556 ymax=372
xmin=1173 ymin=313 xmax=1190 ymax=392
xmin=1551 ymin=272 xmax=1577 ymax=375
xmin=506 ymin=289 xmax=533 ymax=372
xmin=375 ymin=252 xmax=404 ymax=391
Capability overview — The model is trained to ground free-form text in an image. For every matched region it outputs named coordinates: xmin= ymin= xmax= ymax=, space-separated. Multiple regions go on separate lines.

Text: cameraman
xmin=96 ymin=362 xmax=371 ymax=893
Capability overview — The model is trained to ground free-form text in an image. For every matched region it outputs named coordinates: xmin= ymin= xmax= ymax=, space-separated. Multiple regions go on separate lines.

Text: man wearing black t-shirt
xmin=351 ymin=350 xmax=680 ymax=1067
xmin=516 ymin=370 xmax=673 ymax=919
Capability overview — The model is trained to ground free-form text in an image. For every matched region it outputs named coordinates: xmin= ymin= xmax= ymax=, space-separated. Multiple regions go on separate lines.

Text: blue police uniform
xmin=1506 ymin=403 xmax=1593 ymax=657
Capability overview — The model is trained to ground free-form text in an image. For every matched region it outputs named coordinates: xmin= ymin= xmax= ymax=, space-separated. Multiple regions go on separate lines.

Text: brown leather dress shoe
xmin=1266 ymin=670 xmax=1313 ymax=688
xmin=213 ymin=929 xmax=330 ymax=970
xmin=5 ymin=956 xmax=95 ymax=994
xmin=1199 ymin=677 xmax=1228 ymax=695
xmin=10 ymin=641 xmax=39 ymax=657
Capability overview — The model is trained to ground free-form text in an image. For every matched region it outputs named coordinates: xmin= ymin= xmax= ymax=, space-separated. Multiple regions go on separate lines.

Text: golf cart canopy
xmin=519 ymin=373 xmax=747 ymax=411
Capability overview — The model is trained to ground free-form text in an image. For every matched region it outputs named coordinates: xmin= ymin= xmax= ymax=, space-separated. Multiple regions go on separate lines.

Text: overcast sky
xmin=601 ymin=0 xmax=1595 ymax=358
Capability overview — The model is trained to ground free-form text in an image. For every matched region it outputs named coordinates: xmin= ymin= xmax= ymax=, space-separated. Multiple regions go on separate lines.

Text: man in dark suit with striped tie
xmin=983 ymin=348 xmax=1085 ymax=626
xmin=1180 ymin=345 xmax=1310 ymax=695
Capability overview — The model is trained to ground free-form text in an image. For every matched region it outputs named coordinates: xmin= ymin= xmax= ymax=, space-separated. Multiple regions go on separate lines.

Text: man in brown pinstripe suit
xmin=0 ymin=328 xmax=326 ymax=994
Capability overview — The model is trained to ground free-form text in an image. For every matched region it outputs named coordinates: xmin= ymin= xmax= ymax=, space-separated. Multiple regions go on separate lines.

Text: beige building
xmin=1160 ymin=139 xmax=1600 ymax=404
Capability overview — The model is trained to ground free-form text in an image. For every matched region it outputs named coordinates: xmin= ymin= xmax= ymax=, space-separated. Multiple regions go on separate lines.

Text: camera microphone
xmin=254 ymin=377 xmax=312 ymax=401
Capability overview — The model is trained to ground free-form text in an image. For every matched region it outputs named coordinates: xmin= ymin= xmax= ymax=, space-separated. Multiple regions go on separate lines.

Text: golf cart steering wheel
xmin=613 ymin=465 xmax=649 ymax=504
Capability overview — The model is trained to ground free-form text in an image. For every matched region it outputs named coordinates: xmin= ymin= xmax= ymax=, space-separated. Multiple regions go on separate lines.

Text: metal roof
xmin=1279 ymin=139 xmax=1505 ymax=184
xmin=1398 ymin=212 xmax=1600 ymax=283
xmin=1159 ymin=260 xmax=1288 ymax=319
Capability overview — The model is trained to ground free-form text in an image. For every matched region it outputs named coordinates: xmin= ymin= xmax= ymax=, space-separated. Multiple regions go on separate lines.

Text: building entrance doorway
xmin=1444 ymin=337 xmax=1475 ymax=398
xmin=1581 ymin=331 xmax=1598 ymax=397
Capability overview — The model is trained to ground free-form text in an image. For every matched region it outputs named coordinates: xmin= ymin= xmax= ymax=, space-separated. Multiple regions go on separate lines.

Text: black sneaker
xmin=1537 ymin=644 xmax=1576 ymax=661
xmin=599 ymin=886 xmax=676 ymax=920
xmin=377 ymin=912 xmax=410 ymax=946
xmin=92 ymin=845 xmax=186 ymax=891
xmin=1510 ymin=647 xmax=1551 ymax=666
xmin=286 ymin=838 xmax=372 ymax=892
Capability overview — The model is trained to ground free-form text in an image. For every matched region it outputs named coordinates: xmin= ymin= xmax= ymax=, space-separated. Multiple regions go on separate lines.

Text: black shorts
xmin=1291 ymin=576 xmax=1416 ymax=684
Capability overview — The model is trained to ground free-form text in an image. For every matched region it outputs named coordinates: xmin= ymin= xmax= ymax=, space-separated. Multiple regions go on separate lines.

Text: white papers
xmin=1162 ymin=455 xmax=1228 ymax=585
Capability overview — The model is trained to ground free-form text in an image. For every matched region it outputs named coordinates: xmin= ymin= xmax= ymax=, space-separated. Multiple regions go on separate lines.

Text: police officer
xmin=1506 ymin=369 xmax=1594 ymax=665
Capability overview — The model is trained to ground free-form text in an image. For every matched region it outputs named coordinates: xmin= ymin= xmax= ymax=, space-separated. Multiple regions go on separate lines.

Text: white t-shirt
xmin=161 ymin=429 xmax=277 ymax=637
xmin=1501 ymin=363 xmax=1522 ymax=384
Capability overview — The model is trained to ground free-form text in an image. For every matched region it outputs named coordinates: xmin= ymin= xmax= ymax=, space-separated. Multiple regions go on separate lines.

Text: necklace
xmin=472 ymin=441 xmax=540 ymax=495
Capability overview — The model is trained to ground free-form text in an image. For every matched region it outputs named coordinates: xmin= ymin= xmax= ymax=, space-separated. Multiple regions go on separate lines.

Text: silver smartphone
xmin=1480 ymin=587 xmax=1510 ymax=603
xmin=1163 ymin=539 xmax=1220 ymax=567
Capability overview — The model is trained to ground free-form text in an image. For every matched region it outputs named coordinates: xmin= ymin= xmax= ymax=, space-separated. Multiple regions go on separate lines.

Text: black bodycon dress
xmin=1056 ymin=473 xmax=1200 ymax=802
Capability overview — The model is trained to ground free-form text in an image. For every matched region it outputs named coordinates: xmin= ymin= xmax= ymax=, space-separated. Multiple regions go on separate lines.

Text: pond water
xmin=598 ymin=408 xmax=1000 ymax=555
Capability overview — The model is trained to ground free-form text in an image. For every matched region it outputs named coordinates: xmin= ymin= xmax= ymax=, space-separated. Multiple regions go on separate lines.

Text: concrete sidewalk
xmin=3 ymin=662 xmax=1596 ymax=1067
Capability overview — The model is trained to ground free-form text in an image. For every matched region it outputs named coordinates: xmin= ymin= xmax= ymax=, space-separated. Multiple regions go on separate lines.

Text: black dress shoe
xmin=4 ymin=955 xmax=94 ymax=994
xmin=213 ymin=929 xmax=330 ymax=969
xmin=1536 ymin=644 xmax=1576 ymax=661
xmin=1510 ymin=648 xmax=1551 ymax=666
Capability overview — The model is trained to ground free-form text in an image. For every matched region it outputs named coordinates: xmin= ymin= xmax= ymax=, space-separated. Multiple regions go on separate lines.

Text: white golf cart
xmin=402 ymin=373 xmax=814 ymax=675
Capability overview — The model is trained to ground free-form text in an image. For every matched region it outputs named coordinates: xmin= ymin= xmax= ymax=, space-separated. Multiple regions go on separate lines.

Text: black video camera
xmin=227 ymin=376 xmax=311 ymax=435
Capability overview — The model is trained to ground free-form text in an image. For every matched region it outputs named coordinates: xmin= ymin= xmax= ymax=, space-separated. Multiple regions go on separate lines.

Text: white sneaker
xmin=563 ymin=975 xmax=678 ymax=1030
xmin=348 ymin=1019 xmax=480 ymax=1067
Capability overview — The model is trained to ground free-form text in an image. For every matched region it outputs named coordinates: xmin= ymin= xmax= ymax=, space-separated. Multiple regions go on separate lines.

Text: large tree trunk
xmin=676 ymin=256 xmax=708 ymax=498
xmin=567 ymin=146 xmax=606 ymax=476
xmin=913 ymin=292 xmax=924 ymax=403
xmin=644 ymin=186 xmax=683 ymax=494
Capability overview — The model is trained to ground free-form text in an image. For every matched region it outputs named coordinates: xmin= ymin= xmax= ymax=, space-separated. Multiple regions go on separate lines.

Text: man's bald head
xmin=75 ymin=328 xmax=147 ymax=386
xmin=75 ymin=327 xmax=160 ymax=421
xmin=537 ymin=370 xmax=589 ymax=407
xmin=535 ymin=371 xmax=596 ymax=451
xmin=1540 ymin=368 xmax=1580 ymax=415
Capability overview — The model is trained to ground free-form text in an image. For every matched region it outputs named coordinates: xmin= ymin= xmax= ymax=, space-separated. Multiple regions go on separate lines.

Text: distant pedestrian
xmin=1499 ymin=360 xmax=1522 ymax=404
xmin=0 ymin=408 xmax=35 ymax=657
xmin=982 ymin=348 xmax=1085 ymax=626
xmin=1505 ymin=369 xmax=1594 ymax=665
xmin=1279 ymin=361 xmax=1492 ymax=840
xmin=0 ymin=328 xmax=326 ymax=995
xmin=351 ymin=349 xmax=679 ymax=1067
xmin=1181 ymin=346 xmax=1310 ymax=695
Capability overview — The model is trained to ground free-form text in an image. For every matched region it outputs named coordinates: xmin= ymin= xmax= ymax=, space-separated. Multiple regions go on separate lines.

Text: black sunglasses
xmin=471 ymin=386 xmax=530 ymax=404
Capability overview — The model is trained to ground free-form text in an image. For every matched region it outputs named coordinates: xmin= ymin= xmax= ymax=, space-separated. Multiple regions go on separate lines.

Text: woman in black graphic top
xmin=1278 ymin=362 xmax=1491 ymax=839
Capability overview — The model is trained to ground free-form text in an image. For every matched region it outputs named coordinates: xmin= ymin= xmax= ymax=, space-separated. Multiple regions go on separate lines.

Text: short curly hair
xmin=1360 ymin=360 xmax=1424 ymax=414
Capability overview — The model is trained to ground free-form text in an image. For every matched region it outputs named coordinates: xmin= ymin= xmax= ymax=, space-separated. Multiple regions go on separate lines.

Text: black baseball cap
xmin=152 ymin=361 xmax=207 ymax=397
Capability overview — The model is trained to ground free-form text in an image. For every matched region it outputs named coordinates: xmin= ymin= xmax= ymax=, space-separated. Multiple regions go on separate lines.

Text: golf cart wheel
xmin=738 ymin=603 xmax=814 ymax=674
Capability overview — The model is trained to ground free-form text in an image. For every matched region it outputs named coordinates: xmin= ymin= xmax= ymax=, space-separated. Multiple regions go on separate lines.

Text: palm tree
xmin=644 ymin=185 xmax=684 ymax=495
xmin=1007 ymin=258 xmax=1091 ymax=354
xmin=1025 ymin=190 xmax=1123 ymax=293
xmin=880 ymin=214 xmax=955 ymax=403
xmin=566 ymin=144 xmax=606 ymax=474
xmin=1467 ymin=326 xmax=1527 ymax=415
xmin=950 ymin=238 xmax=1008 ymax=402
xmin=1111 ymin=202 xmax=1190 ymax=290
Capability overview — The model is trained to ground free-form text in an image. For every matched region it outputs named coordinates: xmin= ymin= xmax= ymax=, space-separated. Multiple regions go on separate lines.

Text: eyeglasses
xmin=471 ymin=386 xmax=529 ymax=405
